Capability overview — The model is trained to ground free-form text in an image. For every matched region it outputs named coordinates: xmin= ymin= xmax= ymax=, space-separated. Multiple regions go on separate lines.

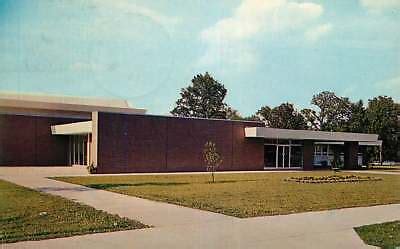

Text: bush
xmin=86 ymin=163 xmax=97 ymax=174
xmin=285 ymin=175 xmax=382 ymax=184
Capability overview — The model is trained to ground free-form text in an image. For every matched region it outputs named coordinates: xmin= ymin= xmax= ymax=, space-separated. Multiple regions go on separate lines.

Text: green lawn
xmin=53 ymin=171 xmax=400 ymax=218
xmin=0 ymin=180 xmax=148 ymax=244
xmin=355 ymin=221 xmax=400 ymax=249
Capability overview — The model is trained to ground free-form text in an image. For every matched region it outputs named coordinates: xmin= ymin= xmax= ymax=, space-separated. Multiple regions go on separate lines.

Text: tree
xmin=302 ymin=92 xmax=369 ymax=133
xmin=256 ymin=106 xmax=272 ymax=126
xmin=366 ymin=96 xmax=399 ymax=161
xmin=256 ymin=103 xmax=306 ymax=129
xmin=242 ymin=115 xmax=261 ymax=122
xmin=225 ymin=107 xmax=263 ymax=122
xmin=301 ymin=108 xmax=319 ymax=130
xmin=345 ymin=100 xmax=368 ymax=133
xmin=203 ymin=141 xmax=223 ymax=183
xmin=304 ymin=91 xmax=353 ymax=131
xmin=225 ymin=106 xmax=243 ymax=120
xmin=171 ymin=72 xmax=228 ymax=119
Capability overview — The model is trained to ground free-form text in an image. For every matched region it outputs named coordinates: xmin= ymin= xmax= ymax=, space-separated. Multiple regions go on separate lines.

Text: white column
xmin=276 ymin=146 xmax=279 ymax=168
xmin=87 ymin=134 xmax=91 ymax=166
xmin=91 ymin=112 xmax=98 ymax=167
xmin=68 ymin=136 xmax=71 ymax=165
xmin=78 ymin=136 xmax=81 ymax=165
xmin=82 ymin=136 xmax=85 ymax=165
xmin=72 ymin=136 xmax=76 ymax=165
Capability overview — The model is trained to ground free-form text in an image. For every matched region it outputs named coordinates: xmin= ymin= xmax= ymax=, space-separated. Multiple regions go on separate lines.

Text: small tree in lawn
xmin=203 ymin=141 xmax=222 ymax=183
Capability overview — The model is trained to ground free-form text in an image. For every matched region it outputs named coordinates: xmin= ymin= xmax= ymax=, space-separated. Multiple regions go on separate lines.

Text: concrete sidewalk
xmin=349 ymin=170 xmax=400 ymax=175
xmin=0 ymin=167 xmax=233 ymax=228
xmin=1 ymin=167 xmax=399 ymax=248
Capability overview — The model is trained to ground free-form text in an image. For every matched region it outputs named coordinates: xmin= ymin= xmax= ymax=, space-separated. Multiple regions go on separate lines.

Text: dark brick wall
xmin=96 ymin=113 xmax=264 ymax=173
xmin=303 ymin=140 xmax=314 ymax=170
xmin=0 ymin=114 xmax=83 ymax=166
xmin=344 ymin=141 xmax=359 ymax=170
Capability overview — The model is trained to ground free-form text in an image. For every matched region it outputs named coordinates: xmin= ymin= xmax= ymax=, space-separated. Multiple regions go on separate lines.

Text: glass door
xmin=277 ymin=145 xmax=290 ymax=168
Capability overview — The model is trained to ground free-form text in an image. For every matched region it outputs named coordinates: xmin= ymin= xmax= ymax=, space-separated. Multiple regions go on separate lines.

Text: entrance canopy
xmin=51 ymin=121 xmax=93 ymax=166
xmin=51 ymin=121 xmax=92 ymax=135
xmin=245 ymin=127 xmax=379 ymax=143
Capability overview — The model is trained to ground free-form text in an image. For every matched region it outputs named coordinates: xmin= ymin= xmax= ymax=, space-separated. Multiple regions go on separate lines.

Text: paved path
xmin=0 ymin=167 xmax=232 ymax=228
xmin=349 ymin=170 xmax=400 ymax=175
xmin=1 ymin=167 xmax=400 ymax=248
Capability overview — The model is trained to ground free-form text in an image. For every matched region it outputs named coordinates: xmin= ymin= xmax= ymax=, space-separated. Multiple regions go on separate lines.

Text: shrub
xmin=86 ymin=163 xmax=97 ymax=174
xmin=285 ymin=175 xmax=382 ymax=184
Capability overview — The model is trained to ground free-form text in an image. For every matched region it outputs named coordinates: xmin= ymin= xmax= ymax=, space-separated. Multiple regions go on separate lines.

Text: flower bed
xmin=285 ymin=175 xmax=382 ymax=184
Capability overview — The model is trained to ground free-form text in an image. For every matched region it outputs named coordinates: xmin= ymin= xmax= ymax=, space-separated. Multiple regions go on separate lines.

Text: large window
xmin=264 ymin=140 xmax=303 ymax=169
xmin=314 ymin=144 xmax=344 ymax=167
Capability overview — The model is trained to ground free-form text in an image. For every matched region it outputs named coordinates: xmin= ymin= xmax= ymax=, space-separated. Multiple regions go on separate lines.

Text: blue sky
xmin=0 ymin=0 xmax=399 ymax=116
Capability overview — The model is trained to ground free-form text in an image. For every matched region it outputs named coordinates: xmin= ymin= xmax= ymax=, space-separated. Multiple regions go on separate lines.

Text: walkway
xmin=349 ymin=170 xmax=400 ymax=175
xmin=1 ymin=167 xmax=399 ymax=248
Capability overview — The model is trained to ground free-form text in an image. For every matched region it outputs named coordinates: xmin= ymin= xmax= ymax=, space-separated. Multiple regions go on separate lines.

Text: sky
xmin=0 ymin=0 xmax=399 ymax=116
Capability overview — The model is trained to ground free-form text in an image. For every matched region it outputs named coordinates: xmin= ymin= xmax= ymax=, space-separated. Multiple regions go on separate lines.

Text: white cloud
xmin=198 ymin=0 xmax=329 ymax=68
xmin=360 ymin=0 xmax=400 ymax=13
xmin=90 ymin=0 xmax=179 ymax=31
xmin=201 ymin=0 xmax=323 ymax=43
xmin=305 ymin=23 xmax=332 ymax=42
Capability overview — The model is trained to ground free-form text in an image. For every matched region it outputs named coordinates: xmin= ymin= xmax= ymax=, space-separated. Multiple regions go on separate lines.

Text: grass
xmin=53 ymin=171 xmax=400 ymax=218
xmin=355 ymin=221 xmax=400 ymax=249
xmin=0 ymin=180 xmax=148 ymax=244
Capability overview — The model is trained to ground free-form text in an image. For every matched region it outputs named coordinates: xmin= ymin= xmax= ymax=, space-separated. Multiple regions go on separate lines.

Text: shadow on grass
xmin=86 ymin=182 xmax=190 ymax=189
xmin=87 ymin=179 xmax=269 ymax=189
xmin=204 ymin=179 xmax=266 ymax=184
xmin=37 ymin=186 xmax=93 ymax=192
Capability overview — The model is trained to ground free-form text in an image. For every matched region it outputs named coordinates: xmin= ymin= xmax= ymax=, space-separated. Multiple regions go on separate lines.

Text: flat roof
xmin=245 ymin=127 xmax=379 ymax=142
xmin=0 ymin=92 xmax=146 ymax=117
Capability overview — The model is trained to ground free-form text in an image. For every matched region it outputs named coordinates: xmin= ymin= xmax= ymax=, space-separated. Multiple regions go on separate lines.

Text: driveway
xmin=1 ymin=167 xmax=399 ymax=248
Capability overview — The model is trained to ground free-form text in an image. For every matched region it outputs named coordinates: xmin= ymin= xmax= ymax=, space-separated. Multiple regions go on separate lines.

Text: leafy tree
xmin=225 ymin=107 xmax=263 ymax=122
xmin=366 ymin=96 xmax=399 ymax=161
xmin=225 ymin=106 xmax=243 ymax=120
xmin=302 ymin=93 xmax=369 ymax=133
xmin=345 ymin=100 xmax=368 ymax=133
xmin=304 ymin=91 xmax=353 ymax=131
xmin=203 ymin=141 xmax=222 ymax=183
xmin=301 ymin=108 xmax=319 ymax=130
xmin=171 ymin=72 xmax=228 ymax=119
xmin=256 ymin=103 xmax=306 ymax=129
xmin=242 ymin=115 xmax=261 ymax=122
xmin=256 ymin=106 xmax=272 ymax=126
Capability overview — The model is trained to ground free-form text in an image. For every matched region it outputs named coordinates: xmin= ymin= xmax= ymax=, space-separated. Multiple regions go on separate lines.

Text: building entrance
xmin=68 ymin=135 xmax=91 ymax=166
xmin=264 ymin=140 xmax=303 ymax=169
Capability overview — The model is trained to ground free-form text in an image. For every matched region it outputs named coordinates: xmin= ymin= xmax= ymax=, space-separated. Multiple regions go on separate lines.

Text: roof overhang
xmin=245 ymin=127 xmax=379 ymax=142
xmin=315 ymin=141 xmax=382 ymax=146
xmin=51 ymin=121 xmax=92 ymax=135
xmin=0 ymin=92 xmax=147 ymax=118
